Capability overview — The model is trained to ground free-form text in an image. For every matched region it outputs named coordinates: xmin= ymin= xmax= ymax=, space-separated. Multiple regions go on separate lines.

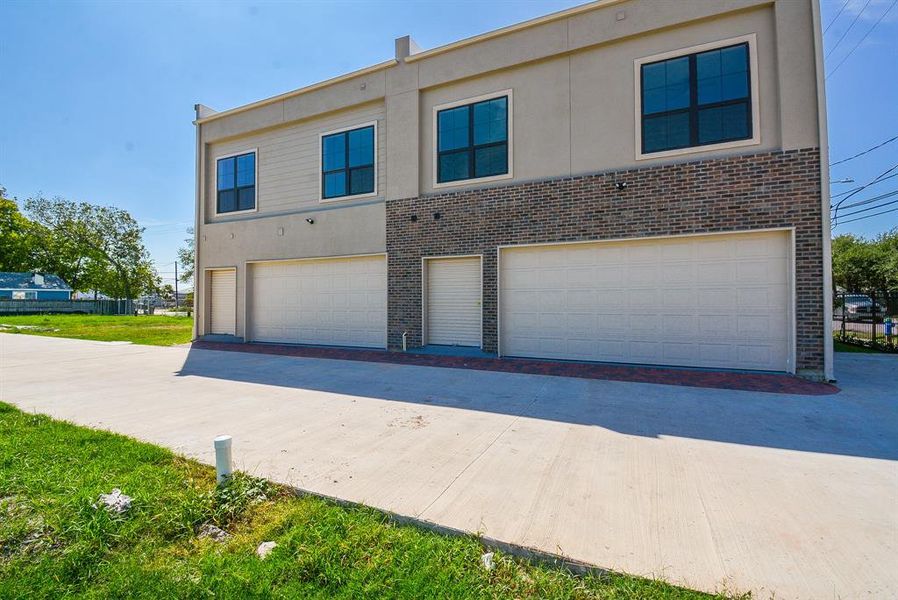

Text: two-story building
xmin=193 ymin=0 xmax=833 ymax=381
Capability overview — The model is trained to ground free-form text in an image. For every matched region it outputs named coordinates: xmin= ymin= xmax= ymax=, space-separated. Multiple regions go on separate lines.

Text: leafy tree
xmin=177 ymin=227 xmax=194 ymax=284
xmin=25 ymin=195 xmax=159 ymax=299
xmin=159 ymin=284 xmax=175 ymax=303
xmin=832 ymin=230 xmax=898 ymax=292
xmin=0 ymin=186 xmax=41 ymax=272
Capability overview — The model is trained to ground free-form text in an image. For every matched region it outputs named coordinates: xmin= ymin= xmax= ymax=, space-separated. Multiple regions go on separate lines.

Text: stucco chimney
xmin=394 ymin=35 xmax=421 ymax=61
xmin=32 ymin=273 xmax=44 ymax=286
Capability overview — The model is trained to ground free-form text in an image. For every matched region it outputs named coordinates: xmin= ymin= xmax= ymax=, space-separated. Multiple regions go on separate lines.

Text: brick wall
xmin=386 ymin=148 xmax=824 ymax=376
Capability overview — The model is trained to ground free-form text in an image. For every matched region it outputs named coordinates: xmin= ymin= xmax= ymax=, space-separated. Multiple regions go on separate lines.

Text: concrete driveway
xmin=1 ymin=334 xmax=895 ymax=599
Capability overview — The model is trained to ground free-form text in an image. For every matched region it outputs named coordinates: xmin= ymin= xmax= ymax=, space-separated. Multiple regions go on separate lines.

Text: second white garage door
xmin=249 ymin=255 xmax=387 ymax=348
xmin=499 ymin=231 xmax=792 ymax=372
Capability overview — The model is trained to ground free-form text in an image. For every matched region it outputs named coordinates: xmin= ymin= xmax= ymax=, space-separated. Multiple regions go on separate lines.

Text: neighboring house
xmin=0 ymin=272 xmax=73 ymax=300
xmin=193 ymin=0 xmax=833 ymax=380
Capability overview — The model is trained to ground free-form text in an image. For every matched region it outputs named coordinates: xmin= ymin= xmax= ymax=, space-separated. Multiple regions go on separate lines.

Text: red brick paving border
xmin=192 ymin=341 xmax=839 ymax=396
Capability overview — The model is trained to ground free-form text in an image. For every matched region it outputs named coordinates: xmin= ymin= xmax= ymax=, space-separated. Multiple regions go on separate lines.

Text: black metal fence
xmin=833 ymin=290 xmax=898 ymax=352
xmin=0 ymin=299 xmax=134 ymax=316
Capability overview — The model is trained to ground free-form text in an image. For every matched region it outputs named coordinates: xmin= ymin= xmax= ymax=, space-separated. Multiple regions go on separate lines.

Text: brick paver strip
xmin=192 ymin=341 xmax=839 ymax=396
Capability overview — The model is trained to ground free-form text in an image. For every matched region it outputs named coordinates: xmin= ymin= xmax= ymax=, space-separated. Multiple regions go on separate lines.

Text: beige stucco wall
xmin=197 ymin=202 xmax=386 ymax=338
xmin=194 ymin=0 xmax=823 ymax=340
xmin=417 ymin=4 xmax=789 ymax=192
xmin=204 ymin=101 xmax=386 ymax=221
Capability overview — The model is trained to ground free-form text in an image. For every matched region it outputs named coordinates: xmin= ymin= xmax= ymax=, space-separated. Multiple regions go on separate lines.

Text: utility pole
xmin=174 ymin=261 xmax=179 ymax=311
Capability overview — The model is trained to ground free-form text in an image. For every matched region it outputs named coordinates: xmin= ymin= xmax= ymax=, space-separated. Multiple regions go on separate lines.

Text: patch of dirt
xmin=388 ymin=415 xmax=429 ymax=429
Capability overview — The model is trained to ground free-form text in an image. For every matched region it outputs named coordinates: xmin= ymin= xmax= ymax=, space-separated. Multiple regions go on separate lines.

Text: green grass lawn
xmin=0 ymin=402 xmax=741 ymax=600
xmin=0 ymin=314 xmax=193 ymax=346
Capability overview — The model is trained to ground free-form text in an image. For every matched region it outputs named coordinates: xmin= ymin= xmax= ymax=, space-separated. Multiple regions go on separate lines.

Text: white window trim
xmin=633 ymin=33 xmax=761 ymax=161
xmin=432 ymin=89 xmax=514 ymax=190
xmin=318 ymin=120 xmax=379 ymax=203
xmin=213 ymin=148 xmax=259 ymax=216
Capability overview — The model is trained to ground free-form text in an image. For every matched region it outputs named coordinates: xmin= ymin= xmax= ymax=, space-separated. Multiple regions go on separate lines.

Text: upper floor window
xmin=217 ymin=152 xmax=256 ymax=213
xmin=640 ymin=42 xmax=752 ymax=155
xmin=321 ymin=124 xmax=375 ymax=200
xmin=437 ymin=94 xmax=508 ymax=184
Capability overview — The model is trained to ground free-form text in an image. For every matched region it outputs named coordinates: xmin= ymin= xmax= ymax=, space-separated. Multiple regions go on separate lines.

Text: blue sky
xmin=1 ymin=0 xmax=896 ymax=288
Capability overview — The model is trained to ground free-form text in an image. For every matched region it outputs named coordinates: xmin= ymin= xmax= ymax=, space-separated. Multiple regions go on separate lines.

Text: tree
xmin=25 ymin=195 xmax=159 ymax=299
xmin=0 ymin=186 xmax=41 ymax=272
xmin=159 ymin=284 xmax=175 ymax=303
xmin=832 ymin=230 xmax=898 ymax=293
xmin=177 ymin=227 xmax=195 ymax=284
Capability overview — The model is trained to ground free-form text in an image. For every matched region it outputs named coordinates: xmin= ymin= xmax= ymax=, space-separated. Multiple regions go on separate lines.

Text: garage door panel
xmin=500 ymin=231 xmax=792 ymax=371
xmin=249 ymin=256 xmax=386 ymax=348
xmin=426 ymin=257 xmax=481 ymax=347
xmin=210 ymin=269 xmax=236 ymax=336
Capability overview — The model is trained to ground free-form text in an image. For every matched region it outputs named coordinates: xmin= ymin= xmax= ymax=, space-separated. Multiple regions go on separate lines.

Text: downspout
xmin=811 ymin=0 xmax=835 ymax=381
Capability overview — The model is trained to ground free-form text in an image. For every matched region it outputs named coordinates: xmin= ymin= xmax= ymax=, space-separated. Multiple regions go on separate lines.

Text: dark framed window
xmin=641 ymin=42 xmax=752 ymax=154
xmin=321 ymin=125 xmax=375 ymax=199
xmin=216 ymin=152 xmax=256 ymax=213
xmin=437 ymin=95 xmax=508 ymax=184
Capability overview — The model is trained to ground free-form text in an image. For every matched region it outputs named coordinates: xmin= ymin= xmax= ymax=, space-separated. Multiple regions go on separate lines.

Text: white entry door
xmin=426 ymin=256 xmax=482 ymax=347
xmin=209 ymin=269 xmax=236 ymax=336
xmin=499 ymin=231 xmax=792 ymax=371
xmin=249 ymin=255 xmax=387 ymax=348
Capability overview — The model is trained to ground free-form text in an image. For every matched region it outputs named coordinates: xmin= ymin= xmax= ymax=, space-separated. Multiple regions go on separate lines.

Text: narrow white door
xmin=426 ymin=256 xmax=482 ymax=346
xmin=209 ymin=269 xmax=236 ymax=335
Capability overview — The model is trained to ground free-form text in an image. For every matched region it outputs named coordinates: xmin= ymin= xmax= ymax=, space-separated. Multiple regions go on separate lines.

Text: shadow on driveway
xmin=177 ymin=344 xmax=898 ymax=461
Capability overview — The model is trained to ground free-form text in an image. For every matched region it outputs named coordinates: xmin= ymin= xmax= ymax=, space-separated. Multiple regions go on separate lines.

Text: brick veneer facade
xmin=386 ymin=148 xmax=825 ymax=377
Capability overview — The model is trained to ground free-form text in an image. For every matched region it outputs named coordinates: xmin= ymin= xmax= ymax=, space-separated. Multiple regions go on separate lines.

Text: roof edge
xmin=195 ymin=59 xmax=398 ymax=125
xmin=404 ymin=0 xmax=625 ymax=63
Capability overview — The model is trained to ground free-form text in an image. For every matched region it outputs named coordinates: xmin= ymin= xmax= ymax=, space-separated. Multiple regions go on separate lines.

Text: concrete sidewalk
xmin=1 ymin=334 xmax=895 ymax=599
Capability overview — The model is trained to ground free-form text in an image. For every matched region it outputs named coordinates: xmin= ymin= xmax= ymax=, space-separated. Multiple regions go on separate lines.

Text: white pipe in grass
xmin=214 ymin=435 xmax=233 ymax=483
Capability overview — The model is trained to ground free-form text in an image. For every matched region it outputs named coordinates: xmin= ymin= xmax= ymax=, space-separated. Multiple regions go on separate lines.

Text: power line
xmin=833 ymin=164 xmax=898 ymax=209
xmin=831 ymin=171 xmax=898 ymax=197
xmin=825 ymin=0 xmax=873 ymax=60
xmin=827 ymin=0 xmax=897 ymax=78
xmin=835 ymin=206 xmax=898 ymax=225
xmin=832 ymin=164 xmax=898 ymax=227
xmin=834 ymin=188 xmax=898 ymax=210
xmin=837 ymin=197 xmax=898 ymax=218
xmin=830 ymin=134 xmax=898 ymax=166
xmin=824 ymin=0 xmax=853 ymax=33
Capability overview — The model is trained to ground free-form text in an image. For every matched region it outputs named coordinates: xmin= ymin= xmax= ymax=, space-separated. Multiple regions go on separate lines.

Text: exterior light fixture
xmin=305 ymin=218 xmax=315 ymax=224
xmin=616 ymin=181 xmax=628 ymax=191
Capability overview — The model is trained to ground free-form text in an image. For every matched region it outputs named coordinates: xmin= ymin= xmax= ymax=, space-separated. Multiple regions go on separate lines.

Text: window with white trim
xmin=216 ymin=152 xmax=256 ymax=213
xmin=321 ymin=125 xmax=375 ymax=199
xmin=437 ymin=95 xmax=508 ymax=183
xmin=640 ymin=42 xmax=752 ymax=154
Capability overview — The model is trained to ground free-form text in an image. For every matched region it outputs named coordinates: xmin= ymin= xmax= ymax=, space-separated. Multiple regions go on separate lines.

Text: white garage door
xmin=249 ymin=255 xmax=386 ymax=348
xmin=499 ymin=231 xmax=792 ymax=371
xmin=209 ymin=269 xmax=236 ymax=335
xmin=426 ymin=256 xmax=482 ymax=346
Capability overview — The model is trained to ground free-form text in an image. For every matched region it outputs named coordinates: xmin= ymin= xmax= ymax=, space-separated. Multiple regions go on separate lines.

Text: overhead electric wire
xmin=836 ymin=196 xmax=898 ymax=218
xmin=825 ymin=0 xmax=873 ymax=60
xmin=832 ymin=164 xmax=898 ymax=227
xmin=835 ymin=206 xmax=898 ymax=225
xmin=824 ymin=0 xmax=852 ymax=33
xmin=827 ymin=0 xmax=897 ymax=78
xmin=830 ymin=134 xmax=898 ymax=166
xmin=833 ymin=188 xmax=898 ymax=210
xmin=831 ymin=171 xmax=898 ymax=198
xmin=833 ymin=164 xmax=898 ymax=209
